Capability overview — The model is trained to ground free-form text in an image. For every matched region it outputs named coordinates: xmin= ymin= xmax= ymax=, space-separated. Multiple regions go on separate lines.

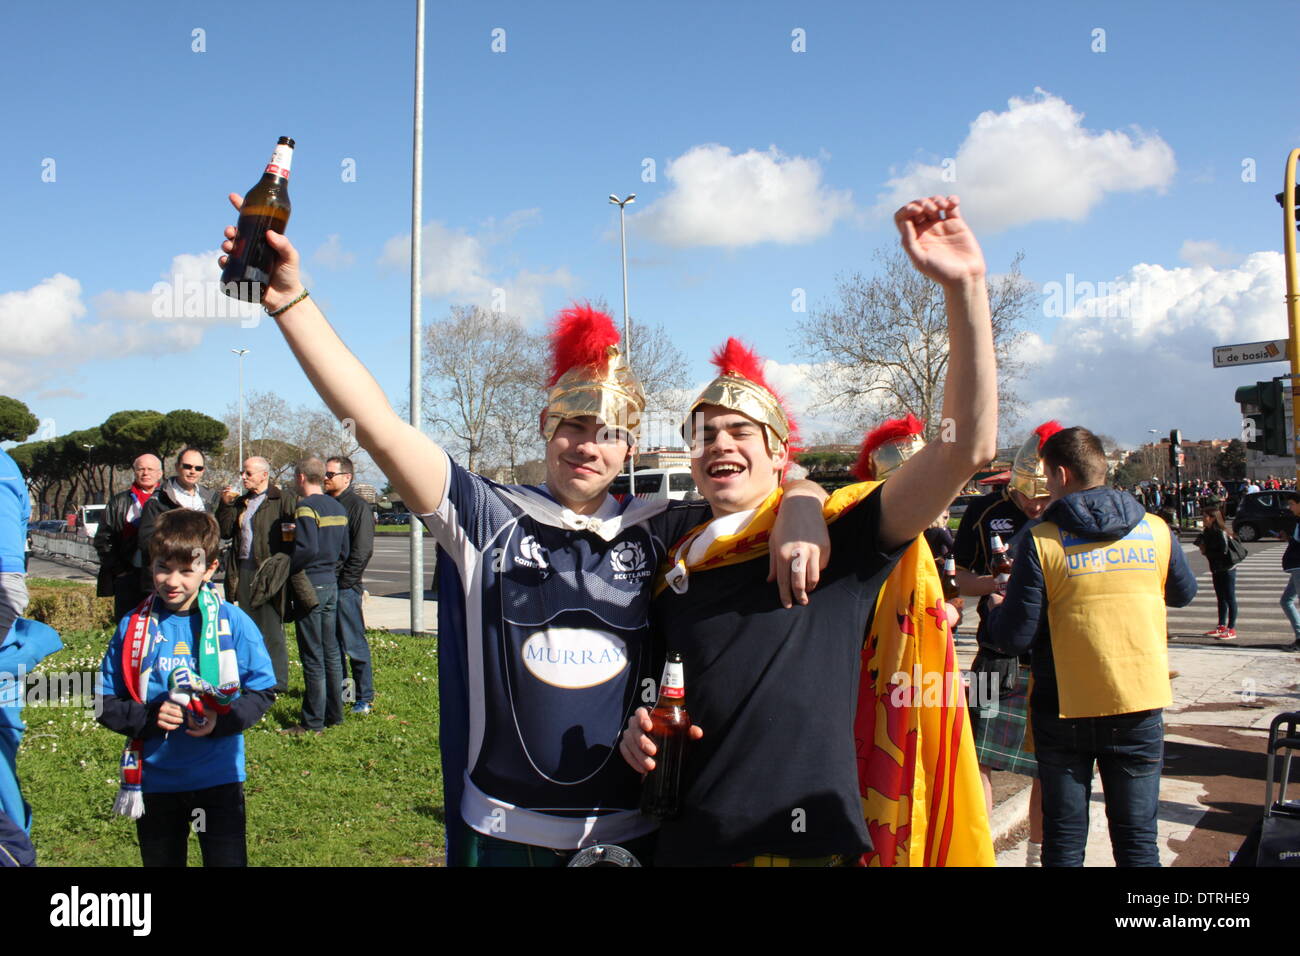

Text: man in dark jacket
xmin=288 ymin=458 xmax=349 ymax=733
xmin=93 ymin=454 xmax=163 ymax=618
xmin=986 ymin=426 xmax=1197 ymax=867
xmin=325 ymin=456 xmax=375 ymax=714
xmin=138 ymin=447 xmax=221 ymax=566
xmin=216 ymin=456 xmax=297 ymax=693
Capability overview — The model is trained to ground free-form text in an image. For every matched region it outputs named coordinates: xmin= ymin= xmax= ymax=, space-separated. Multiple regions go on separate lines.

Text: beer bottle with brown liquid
xmin=640 ymin=652 xmax=690 ymax=820
xmin=221 ymin=136 xmax=294 ymax=303
xmin=941 ymin=554 xmax=961 ymax=602
xmin=990 ymin=534 xmax=1013 ymax=593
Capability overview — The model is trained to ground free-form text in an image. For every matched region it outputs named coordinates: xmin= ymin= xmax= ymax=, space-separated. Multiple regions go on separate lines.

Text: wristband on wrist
xmin=266 ymin=288 xmax=310 ymax=318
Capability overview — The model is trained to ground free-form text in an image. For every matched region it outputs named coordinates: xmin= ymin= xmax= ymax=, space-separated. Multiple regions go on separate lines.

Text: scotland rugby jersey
xmin=421 ymin=453 xmax=707 ymax=850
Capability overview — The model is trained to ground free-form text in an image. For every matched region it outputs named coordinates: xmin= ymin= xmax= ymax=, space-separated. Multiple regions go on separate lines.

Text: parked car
xmin=1231 ymin=491 xmax=1297 ymax=542
xmin=610 ymin=468 xmax=699 ymax=502
xmin=382 ymin=512 xmax=412 ymax=526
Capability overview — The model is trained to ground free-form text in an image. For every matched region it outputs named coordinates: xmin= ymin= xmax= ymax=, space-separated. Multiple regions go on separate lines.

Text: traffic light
xmin=1168 ymin=429 xmax=1182 ymax=470
xmin=1277 ymin=185 xmax=1300 ymax=230
xmin=1235 ymin=380 xmax=1288 ymax=456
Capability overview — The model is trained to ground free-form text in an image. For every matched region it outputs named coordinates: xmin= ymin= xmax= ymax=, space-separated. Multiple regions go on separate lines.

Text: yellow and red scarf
xmin=659 ymin=482 xmax=993 ymax=866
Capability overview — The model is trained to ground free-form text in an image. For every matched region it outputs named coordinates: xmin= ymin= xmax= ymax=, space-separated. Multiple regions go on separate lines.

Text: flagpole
xmin=409 ymin=0 xmax=426 ymax=634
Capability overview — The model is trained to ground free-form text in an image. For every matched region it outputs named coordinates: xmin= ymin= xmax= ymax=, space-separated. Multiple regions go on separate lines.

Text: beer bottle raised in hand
xmin=640 ymin=652 xmax=690 ymax=820
xmin=221 ymin=136 xmax=294 ymax=303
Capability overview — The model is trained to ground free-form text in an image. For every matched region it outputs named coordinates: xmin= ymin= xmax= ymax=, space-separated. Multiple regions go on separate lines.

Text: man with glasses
xmin=325 ymin=456 xmax=375 ymax=714
xmin=93 ymin=453 xmax=164 ymax=619
xmin=138 ymin=447 xmax=220 ymax=564
xmin=217 ymin=457 xmax=298 ymax=692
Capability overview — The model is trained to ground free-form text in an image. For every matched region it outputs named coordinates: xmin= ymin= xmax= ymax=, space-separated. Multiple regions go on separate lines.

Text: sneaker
xmin=1204 ymin=627 xmax=1226 ymax=637
xmin=351 ymin=702 xmax=373 ymax=715
xmin=1217 ymin=628 xmax=1237 ymax=641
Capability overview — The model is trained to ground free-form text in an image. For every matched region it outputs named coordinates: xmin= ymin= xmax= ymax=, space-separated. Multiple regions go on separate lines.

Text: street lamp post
xmin=232 ymin=348 xmax=249 ymax=469
xmin=608 ymin=193 xmax=636 ymax=494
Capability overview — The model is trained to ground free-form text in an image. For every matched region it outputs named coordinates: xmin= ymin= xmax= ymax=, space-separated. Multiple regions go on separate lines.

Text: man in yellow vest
xmin=985 ymin=426 xmax=1196 ymax=866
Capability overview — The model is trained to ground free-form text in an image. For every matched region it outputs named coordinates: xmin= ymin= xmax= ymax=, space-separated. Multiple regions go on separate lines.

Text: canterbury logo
xmin=516 ymin=535 xmax=549 ymax=569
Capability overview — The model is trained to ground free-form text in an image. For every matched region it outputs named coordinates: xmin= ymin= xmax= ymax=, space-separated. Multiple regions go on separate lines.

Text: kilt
xmin=971 ymin=663 xmax=1038 ymax=777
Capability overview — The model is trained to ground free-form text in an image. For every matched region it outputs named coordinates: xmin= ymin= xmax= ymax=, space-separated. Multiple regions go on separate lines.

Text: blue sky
xmin=3 ymin=0 xmax=1298 ymax=454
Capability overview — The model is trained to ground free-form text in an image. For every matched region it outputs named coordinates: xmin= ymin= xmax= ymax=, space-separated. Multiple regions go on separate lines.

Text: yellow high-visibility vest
xmin=1031 ymin=513 xmax=1173 ymax=718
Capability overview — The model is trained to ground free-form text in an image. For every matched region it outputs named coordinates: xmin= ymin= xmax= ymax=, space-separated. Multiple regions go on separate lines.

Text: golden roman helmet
xmin=681 ymin=338 xmax=795 ymax=456
xmin=854 ymin=414 xmax=926 ymax=481
xmin=540 ymin=304 xmax=646 ymax=442
xmin=1009 ymin=420 xmax=1064 ymax=499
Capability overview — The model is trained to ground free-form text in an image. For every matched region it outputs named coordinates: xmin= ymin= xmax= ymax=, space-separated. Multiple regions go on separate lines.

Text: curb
xmin=988 ymin=782 xmax=1032 ymax=846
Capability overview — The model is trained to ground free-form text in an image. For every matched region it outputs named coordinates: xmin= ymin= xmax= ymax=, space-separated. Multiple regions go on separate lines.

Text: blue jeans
xmin=336 ymin=585 xmax=373 ymax=704
xmin=296 ymin=582 xmax=343 ymax=730
xmin=1280 ymin=569 xmax=1300 ymax=640
xmin=1031 ymin=705 xmax=1164 ymax=867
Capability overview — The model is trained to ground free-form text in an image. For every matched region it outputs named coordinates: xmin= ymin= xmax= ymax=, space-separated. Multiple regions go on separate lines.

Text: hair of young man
xmin=175 ymin=446 xmax=206 ymax=468
xmin=296 ymin=457 xmax=326 ymax=486
xmin=149 ymin=509 xmax=221 ymax=570
xmin=1040 ymin=426 xmax=1107 ymax=488
xmin=327 ymin=456 xmax=354 ymax=475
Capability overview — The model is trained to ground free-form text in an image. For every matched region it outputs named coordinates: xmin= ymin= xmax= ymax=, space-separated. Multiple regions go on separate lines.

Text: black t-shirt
xmin=952 ymin=489 xmax=1032 ymax=647
xmin=650 ymin=486 xmax=902 ymax=866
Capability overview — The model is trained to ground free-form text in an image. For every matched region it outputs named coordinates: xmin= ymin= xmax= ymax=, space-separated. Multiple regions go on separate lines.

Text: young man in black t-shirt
xmin=621 ymin=195 xmax=1001 ymax=865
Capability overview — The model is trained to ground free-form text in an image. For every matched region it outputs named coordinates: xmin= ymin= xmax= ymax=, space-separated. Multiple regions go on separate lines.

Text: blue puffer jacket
xmin=985 ymin=487 xmax=1197 ymax=712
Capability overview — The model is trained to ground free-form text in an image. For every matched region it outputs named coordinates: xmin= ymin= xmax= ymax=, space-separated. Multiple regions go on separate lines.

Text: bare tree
xmin=796 ymin=248 xmax=1035 ymax=441
xmin=421 ymin=306 xmax=543 ymax=474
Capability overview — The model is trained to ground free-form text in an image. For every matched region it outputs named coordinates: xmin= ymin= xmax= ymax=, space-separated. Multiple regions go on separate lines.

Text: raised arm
xmin=878 ymin=196 xmax=998 ymax=552
xmin=219 ymin=194 xmax=447 ymax=514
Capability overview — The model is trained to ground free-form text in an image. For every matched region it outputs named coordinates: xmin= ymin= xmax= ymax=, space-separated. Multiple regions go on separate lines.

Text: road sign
xmin=1212 ymin=339 xmax=1288 ymax=367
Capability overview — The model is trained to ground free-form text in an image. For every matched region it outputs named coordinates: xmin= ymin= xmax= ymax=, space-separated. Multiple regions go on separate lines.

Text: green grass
xmin=19 ymin=624 xmax=445 ymax=866
xmin=375 ymin=525 xmax=410 ymax=533
xmin=27 ymin=577 xmax=87 ymax=589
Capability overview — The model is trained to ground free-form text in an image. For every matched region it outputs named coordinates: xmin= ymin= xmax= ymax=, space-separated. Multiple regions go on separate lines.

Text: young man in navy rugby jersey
xmin=217 ymin=197 xmax=829 ymax=866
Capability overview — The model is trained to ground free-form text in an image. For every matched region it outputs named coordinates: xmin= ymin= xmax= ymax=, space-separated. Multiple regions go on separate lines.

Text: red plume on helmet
xmin=1033 ymin=420 xmax=1064 ymax=450
xmin=709 ymin=337 xmax=801 ymax=452
xmin=853 ymin=413 xmax=926 ymax=480
xmin=547 ymin=303 xmax=620 ymax=387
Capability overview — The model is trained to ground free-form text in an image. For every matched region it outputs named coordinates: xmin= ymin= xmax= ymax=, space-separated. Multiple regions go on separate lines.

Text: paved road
xmin=363 ymin=532 xmax=439 ymax=599
xmin=1169 ymin=538 xmax=1298 ymax=647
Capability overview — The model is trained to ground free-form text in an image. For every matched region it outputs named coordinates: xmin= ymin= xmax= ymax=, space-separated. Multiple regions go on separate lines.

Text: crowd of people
xmin=0 ymin=190 xmax=1288 ymax=868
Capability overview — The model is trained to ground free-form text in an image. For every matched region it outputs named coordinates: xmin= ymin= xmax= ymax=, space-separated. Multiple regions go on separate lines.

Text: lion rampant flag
xmin=856 ymin=518 xmax=994 ymax=866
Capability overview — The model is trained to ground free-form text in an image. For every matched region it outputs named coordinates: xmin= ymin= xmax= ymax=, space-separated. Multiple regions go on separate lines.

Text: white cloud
xmin=0 ymin=250 xmax=269 ymax=395
xmin=312 ymin=234 xmax=356 ymax=270
xmin=1018 ymin=251 xmax=1285 ymax=445
xmin=1179 ymin=239 xmax=1241 ymax=268
xmin=379 ymin=215 xmax=571 ymax=319
xmin=633 ymin=144 xmax=854 ymax=248
xmin=874 ymin=90 xmax=1176 ymax=233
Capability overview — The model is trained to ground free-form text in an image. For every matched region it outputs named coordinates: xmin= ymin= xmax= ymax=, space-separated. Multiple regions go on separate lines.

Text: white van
xmin=609 ymin=468 xmax=699 ymax=502
xmin=80 ymin=504 xmax=107 ymax=538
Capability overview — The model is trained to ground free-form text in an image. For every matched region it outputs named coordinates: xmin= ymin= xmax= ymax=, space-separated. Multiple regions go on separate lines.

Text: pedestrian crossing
xmin=1166 ymin=543 xmax=1299 ymax=646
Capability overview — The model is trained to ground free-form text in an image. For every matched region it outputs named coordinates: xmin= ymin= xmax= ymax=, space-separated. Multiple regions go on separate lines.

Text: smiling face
xmin=152 ymin=553 xmax=219 ymax=612
xmin=543 ymin=415 xmax=632 ymax=514
xmin=689 ymin=404 xmax=787 ymax=517
xmin=176 ymin=449 xmax=205 ymax=492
